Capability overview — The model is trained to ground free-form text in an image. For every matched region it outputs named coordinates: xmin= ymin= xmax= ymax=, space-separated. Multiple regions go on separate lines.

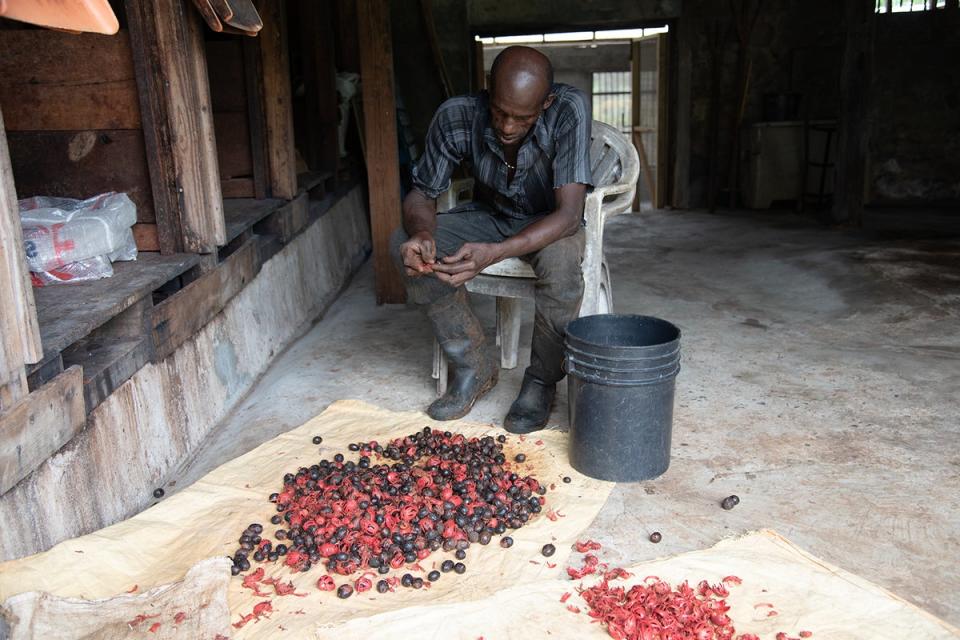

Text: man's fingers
xmin=431 ymin=260 xmax=475 ymax=275
xmin=442 ymin=246 xmax=471 ymax=264
xmin=421 ymin=239 xmax=436 ymax=265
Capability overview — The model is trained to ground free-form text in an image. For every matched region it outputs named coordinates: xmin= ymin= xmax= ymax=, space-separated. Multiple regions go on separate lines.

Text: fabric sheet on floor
xmin=0 ymin=400 xmax=615 ymax=639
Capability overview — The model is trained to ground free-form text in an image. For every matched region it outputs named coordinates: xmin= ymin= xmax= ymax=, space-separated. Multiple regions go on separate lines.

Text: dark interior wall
xmin=870 ymin=10 xmax=960 ymax=205
xmin=678 ymin=0 xmax=845 ymax=208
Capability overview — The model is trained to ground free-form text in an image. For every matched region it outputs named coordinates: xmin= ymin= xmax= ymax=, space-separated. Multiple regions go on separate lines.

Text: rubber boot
xmin=504 ymin=317 xmax=566 ymax=433
xmin=426 ymin=289 xmax=498 ymax=421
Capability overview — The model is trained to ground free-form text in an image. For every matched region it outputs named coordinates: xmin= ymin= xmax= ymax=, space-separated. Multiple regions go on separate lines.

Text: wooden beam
xmin=0 ymin=365 xmax=84 ymax=495
xmin=126 ymin=0 xmax=226 ymax=253
xmin=334 ymin=0 xmax=361 ymax=74
xmin=299 ymin=0 xmax=341 ymax=176
xmin=151 ymin=237 xmax=261 ymax=361
xmin=242 ymin=37 xmax=270 ymax=200
xmin=256 ymin=0 xmax=297 ymax=199
xmin=357 ymin=0 xmax=406 ymax=304
xmin=0 ymin=108 xmax=43 ymax=412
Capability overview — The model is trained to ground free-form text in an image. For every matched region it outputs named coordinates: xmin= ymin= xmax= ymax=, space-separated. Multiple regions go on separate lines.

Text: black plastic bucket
xmin=565 ymin=314 xmax=681 ymax=482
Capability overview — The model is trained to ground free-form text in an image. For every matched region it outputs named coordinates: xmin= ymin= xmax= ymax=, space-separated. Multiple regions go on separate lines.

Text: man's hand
xmin=400 ymin=231 xmax=437 ymax=276
xmin=431 ymin=242 xmax=504 ymax=287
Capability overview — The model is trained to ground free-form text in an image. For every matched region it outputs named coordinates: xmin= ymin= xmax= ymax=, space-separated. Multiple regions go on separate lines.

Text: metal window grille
xmin=591 ymin=71 xmax=632 ymax=134
xmin=875 ymin=0 xmax=946 ymax=12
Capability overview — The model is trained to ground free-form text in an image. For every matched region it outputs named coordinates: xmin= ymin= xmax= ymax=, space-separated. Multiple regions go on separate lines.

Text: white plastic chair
xmin=433 ymin=120 xmax=640 ymax=394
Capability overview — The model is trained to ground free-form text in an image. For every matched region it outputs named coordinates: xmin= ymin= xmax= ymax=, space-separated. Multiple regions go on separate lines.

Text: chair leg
xmin=433 ymin=338 xmax=448 ymax=396
xmin=599 ymin=262 xmax=614 ymax=314
xmin=496 ymin=297 xmax=522 ymax=369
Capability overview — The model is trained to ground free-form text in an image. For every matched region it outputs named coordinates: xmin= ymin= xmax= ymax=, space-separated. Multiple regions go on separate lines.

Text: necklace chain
xmin=502 ymin=158 xmax=516 ymax=171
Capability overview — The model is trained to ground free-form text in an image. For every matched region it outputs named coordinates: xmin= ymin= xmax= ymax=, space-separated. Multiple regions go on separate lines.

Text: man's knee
xmin=530 ymin=230 xmax=586 ymax=289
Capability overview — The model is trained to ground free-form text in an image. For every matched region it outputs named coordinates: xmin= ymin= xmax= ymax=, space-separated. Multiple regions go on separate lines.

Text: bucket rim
xmin=565 ymin=341 xmax=681 ymax=363
xmin=566 ymin=314 xmax=681 ymax=351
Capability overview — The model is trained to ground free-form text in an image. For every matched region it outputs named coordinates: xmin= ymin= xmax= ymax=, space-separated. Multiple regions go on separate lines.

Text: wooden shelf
xmin=30 ymin=253 xmax=199 ymax=372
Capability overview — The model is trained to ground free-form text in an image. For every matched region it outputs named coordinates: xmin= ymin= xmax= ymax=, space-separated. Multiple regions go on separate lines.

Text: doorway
xmin=477 ymin=27 xmax=670 ymax=210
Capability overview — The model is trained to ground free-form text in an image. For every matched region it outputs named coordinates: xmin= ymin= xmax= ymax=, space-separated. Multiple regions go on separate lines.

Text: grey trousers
xmin=390 ymin=202 xmax=585 ymax=384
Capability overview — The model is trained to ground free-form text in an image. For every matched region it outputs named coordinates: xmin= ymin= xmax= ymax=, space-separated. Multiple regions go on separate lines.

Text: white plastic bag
xmin=29 ymin=255 xmax=114 ymax=287
xmin=19 ymin=192 xmax=138 ymax=272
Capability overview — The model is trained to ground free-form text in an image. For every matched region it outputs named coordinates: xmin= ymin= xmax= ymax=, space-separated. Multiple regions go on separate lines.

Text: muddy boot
xmin=426 ymin=289 xmax=498 ymax=421
xmin=504 ymin=316 xmax=566 ymax=433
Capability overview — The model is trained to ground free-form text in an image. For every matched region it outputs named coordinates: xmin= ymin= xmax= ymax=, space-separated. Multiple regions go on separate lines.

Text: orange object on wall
xmin=0 ymin=0 xmax=119 ymax=34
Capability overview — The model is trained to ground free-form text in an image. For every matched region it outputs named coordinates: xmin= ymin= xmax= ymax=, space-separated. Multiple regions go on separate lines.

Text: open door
xmin=631 ymin=32 xmax=669 ymax=209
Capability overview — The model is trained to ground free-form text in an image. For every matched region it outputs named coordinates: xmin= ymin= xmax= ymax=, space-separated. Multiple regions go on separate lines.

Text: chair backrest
xmin=587 ymin=121 xmax=640 ymax=222
xmin=589 ymin=120 xmax=639 ymax=189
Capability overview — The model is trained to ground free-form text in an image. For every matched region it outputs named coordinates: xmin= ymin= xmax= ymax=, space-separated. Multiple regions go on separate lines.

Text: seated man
xmin=392 ymin=45 xmax=592 ymax=433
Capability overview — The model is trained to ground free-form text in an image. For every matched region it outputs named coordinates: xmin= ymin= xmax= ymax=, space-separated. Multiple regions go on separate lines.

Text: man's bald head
xmin=490 ymin=46 xmax=554 ymax=104
xmin=487 ymin=46 xmax=556 ymax=147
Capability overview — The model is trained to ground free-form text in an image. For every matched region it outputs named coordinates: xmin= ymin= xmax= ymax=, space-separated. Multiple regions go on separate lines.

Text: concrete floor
xmin=181 ymin=208 xmax=960 ymax=625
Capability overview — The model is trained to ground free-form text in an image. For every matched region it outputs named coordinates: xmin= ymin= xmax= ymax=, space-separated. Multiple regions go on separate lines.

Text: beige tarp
xmin=2 ymin=401 xmax=956 ymax=639
xmin=0 ymin=400 xmax=615 ymax=638
xmin=318 ymin=530 xmax=960 ymax=640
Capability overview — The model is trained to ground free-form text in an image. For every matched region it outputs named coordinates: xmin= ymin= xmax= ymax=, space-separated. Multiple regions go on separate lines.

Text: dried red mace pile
xmin=576 ymin=575 xmax=764 ymax=640
xmin=228 ymin=427 xmax=546 ymax=595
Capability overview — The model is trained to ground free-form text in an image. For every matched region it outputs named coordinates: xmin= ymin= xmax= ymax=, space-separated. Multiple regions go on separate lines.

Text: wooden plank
xmin=7 ymin=130 xmax=156 ymax=223
xmin=242 ymin=37 xmax=269 ymax=200
xmin=253 ymin=192 xmax=308 ymax=243
xmin=0 ymin=109 xmax=43 ymax=412
xmin=256 ymin=0 xmax=297 ymax=199
xmin=126 ymin=0 xmax=226 ymax=254
xmin=222 ymin=196 xmax=284 ymax=242
xmin=214 ymin=111 xmax=254 ymax=179
xmin=0 ymin=365 xmax=84 ymax=495
xmin=0 ymin=31 xmax=141 ymax=131
xmin=357 ymin=0 xmax=406 ymax=304
xmin=61 ymin=296 xmax=152 ymax=411
xmin=221 ymin=178 xmax=256 ymax=198
xmin=132 ymin=223 xmax=160 ymax=252
xmin=151 ymin=237 xmax=261 ymax=360
xmin=334 ymin=0 xmax=361 ymax=73
xmin=206 ymin=39 xmax=247 ymax=112
xmin=32 ymin=253 xmax=200 ymax=362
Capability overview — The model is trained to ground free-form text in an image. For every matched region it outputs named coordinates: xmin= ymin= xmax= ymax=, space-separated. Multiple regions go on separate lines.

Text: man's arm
xmin=431 ymin=182 xmax=586 ymax=288
xmin=399 ymin=189 xmax=439 ymax=276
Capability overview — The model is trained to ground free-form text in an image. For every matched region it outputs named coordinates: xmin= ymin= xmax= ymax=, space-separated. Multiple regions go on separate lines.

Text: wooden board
xmin=126 ymin=0 xmax=226 ymax=254
xmin=655 ymin=32 xmax=670 ymax=210
xmin=297 ymin=0 xmax=340 ymax=175
xmin=253 ymin=192 xmax=308 ymax=243
xmin=0 ymin=109 xmax=43 ymax=412
xmin=151 ymin=237 xmax=261 ymax=360
xmin=214 ymin=111 xmax=254 ymax=179
xmin=32 ymin=253 xmax=199 ymax=362
xmin=222 ymin=197 xmax=284 ymax=243
xmin=206 ymin=39 xmax=247 ymax=112
xmin=0 ymin=365 xmax=84 ymax=495
xmin=7 ymin=130 xmax=156 ymax=223
xmin=0 ymin=30 xmax=141 ymax=132
xmin=132 ymin=223 xmax=160 ymax=252
xmin=242 ymin=37 xmax=269 ymax=200
xmin=357 ymin=0 xmax=406 ymax=304
xmin=256 ymin=0 xmax=297 ymax=199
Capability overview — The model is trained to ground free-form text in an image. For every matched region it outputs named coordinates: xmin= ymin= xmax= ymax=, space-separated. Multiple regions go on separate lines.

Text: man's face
xmin=489 ymin=86 xmax=555 ymax=147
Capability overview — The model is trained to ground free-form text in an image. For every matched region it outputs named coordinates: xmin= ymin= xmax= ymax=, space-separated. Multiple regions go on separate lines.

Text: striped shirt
xmin=411 ymin=84 xmax=593 ymax=220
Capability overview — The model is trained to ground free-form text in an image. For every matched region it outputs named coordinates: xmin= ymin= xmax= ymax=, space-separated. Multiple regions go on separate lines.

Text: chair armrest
xmin=436 ymin=178 xmax=475 ymax=213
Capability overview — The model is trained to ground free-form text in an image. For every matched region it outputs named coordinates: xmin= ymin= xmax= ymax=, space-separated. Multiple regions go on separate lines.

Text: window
xmin=875 ymin=0 xmax=946 ymax=12
xmin=591 ymin=72 xmax=632 ymax=134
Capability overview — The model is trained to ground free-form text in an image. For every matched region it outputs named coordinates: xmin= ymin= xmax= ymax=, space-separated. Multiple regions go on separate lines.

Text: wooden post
xmin=300 ymin=0 xmax=341 ymax=176
xmin=357 ymin=0 xmax=406 ymax=304
xmin=126 ymin=0 xmax=225 ymax=254
xmin=472 ymin=38 xmax=486 ymax=92
xmin=256 ymin=0 xmax=298 ymax=200
xmin=0 ymin=108 xmax=43 ymax=410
